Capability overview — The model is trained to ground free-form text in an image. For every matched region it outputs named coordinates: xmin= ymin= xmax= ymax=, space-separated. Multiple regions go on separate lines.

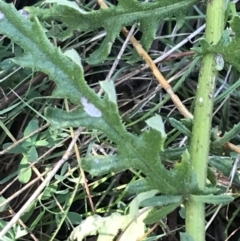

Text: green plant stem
xmin=186 ymin=0 xmax=225 ymax=240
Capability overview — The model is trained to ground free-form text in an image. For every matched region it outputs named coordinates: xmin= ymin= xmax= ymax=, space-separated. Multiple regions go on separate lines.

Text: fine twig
xmin=98 ymin=23 xmax=137 ymax=96
xmin=115 ymin=25 xmax=205 ymax=86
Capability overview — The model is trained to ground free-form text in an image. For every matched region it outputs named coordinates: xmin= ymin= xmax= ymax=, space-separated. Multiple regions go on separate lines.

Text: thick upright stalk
xmin=186 ymin=0 xmax=225 ymax=240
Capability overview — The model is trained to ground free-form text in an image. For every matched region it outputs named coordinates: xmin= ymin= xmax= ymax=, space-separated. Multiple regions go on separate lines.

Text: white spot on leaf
xmin=94 ymin=158 xmax=99 ymax=164
xmin=215 ymin=54 xmax=224 ymax=71
xmin=80 ymin=97 xmax=102 ymax=117
xmin=18 ymin=9 xmax=29 ymax=19
xmin=199 ymin=97 xmax=203 ymax=103
xmin=0 ymin=12 xmax=5 ymax=20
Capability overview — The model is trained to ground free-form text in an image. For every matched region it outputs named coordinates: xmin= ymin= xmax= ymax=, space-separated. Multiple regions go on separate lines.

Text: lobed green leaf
xmin=0 ymin=1 xmax=198 ymax=196
xmin=26 ymin=0 xmax=199 ymax=64
xmin=190 ymin=194 xmax=234 ymax=205
xmin=140 ymin=195 xmax=183 ymax=207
